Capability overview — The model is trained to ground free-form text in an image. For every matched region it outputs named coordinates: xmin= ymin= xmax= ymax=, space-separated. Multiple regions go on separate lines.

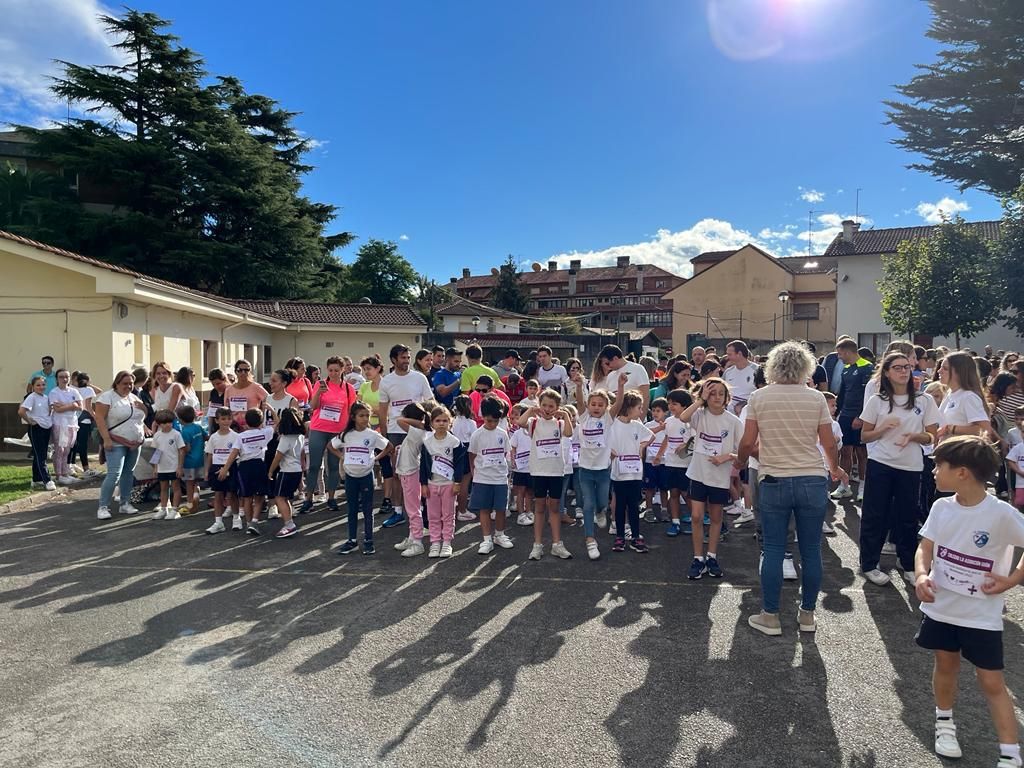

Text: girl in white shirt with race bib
xmin=420 ymin=406 xmax=464 ymax=558
xmin=608 ymin=389 xmax=656 ymax=554
xmin=331 ymin=402 xmax=394 ymax=555
xmin=576 ymin=390 xmax=614 ymax=560
xmin=678 ymin=377 xmax=743 ymax=580
xmin=468 ymin=396 xmax=514 ymax=554
xmin=393 ymin=403 xmax=431 ymax=557
xmin=452 ymin=395 xmax=478 ymax=523
xmin=509 ymin=404 xmax=534 ymax=528
xmin=518 ymin=389 xmax=575 ymax=561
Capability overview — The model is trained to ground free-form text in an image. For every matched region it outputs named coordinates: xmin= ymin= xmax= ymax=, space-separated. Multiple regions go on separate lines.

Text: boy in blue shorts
xmin=643 ymin=397 xmax=670 ymax=523
xmin=915 ymin=435 xmax=1024 ymax=767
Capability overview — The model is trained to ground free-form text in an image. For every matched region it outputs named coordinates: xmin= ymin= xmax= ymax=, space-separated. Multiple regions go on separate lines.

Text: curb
xmin=0 ymin=477 xmax=104 ymax=516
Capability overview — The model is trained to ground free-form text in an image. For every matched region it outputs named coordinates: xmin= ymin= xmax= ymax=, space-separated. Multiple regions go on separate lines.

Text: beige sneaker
xmin=748 ymin=611 xmax=782 ymax=636
xmin=798 ymin=608 xmax=816 ymax=633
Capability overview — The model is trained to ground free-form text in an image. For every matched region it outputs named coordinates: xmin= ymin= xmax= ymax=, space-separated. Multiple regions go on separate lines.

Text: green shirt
xmin=359 ymin=380 xmax=382 ymax=426
xmin=460 ymin=363 xmax=503 ymax=393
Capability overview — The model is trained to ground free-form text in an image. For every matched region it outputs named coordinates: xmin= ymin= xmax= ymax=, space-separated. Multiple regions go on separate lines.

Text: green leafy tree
xmin=13 ymin=9 xmax=350 ymax=299
xmin=491 ymin=254 xmax=530 ymax=314
xmin=885 ymin=0 xmax=1024 ymax=195
xmin=0 ymin=163 xmax=78 ymax=241
xmin=879 ymin=218 xmax=1001 ymax=348
xmin=413 ymin=274 xmax=447 ymax=330
xmin=993 ymin=186 xmax=1024 ymax=338
xmin=348 ymin=239 xmax=418 ymax=304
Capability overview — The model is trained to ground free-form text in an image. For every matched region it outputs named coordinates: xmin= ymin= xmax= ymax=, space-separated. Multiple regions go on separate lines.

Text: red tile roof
xmin=823 ymin=220 xmax=1002 ymax=257
xmin=690 ymin=250 xmax=736 ymax=264
xmin=232 ymin=300 xmax=425 ymax=327
xmin=435 ymin=298 xmax=532 ymax=319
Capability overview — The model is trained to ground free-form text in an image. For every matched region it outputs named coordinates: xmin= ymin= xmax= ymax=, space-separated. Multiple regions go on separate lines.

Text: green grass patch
xmin=0 ymin=464 xmax=34 ymax=505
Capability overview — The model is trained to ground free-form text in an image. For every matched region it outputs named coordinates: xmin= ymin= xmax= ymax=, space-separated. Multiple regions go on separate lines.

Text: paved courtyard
xmin=0 ymin=487 xmax=1022 ymax=768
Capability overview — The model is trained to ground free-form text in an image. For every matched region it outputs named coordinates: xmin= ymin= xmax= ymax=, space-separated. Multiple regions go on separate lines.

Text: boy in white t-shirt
xmin=1005 ymin=438 xmax=1024 ymax=513
xmin=914 ymin=436 xmax=1024 ymax=768
xmin=150 ymin=409 xmax=186 ymax=520
xmin=509 ymin=405 xmax=534 ymax=527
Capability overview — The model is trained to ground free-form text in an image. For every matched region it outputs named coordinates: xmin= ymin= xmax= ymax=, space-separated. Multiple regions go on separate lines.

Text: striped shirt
xmin=995 ymin=390 xmax=1024 ymax=421
xmin=746 ymin=384 xmax=833 ymax=478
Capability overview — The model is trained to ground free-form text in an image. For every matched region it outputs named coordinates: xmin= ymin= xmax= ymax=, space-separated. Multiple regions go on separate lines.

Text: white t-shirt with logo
xmin=528 ymin=416 xmax=566 ymax=477
xmin=205 ymin=430 xmax=241 ymax=466
xmin=605 ymin=360 xmax=651 ymax=395
xmin=422 ymin=431 xmax=461 ymax=485
xmin=238 ymin=426 xmax=275 ymax=462
xmin=275 ymin=434 xmax=305 ymax=473
xmin=48 ymin=386 xmax=82 ymax=429
xmin=644 ymin=419 xmax=665 ymax=463
xmin=577 ymin=413 xmax=613 ymax=471
xmin=332 ymin=428 xmax=389 ymax=479
xmin=661 ymin=415 xmax=694 ymax=469
xmin=510 ymin=428 xmax=532 ymax=473
xmin=20 ymin=392 xmax=52 ymax=429
xmin=536 ymin=363 xmax=568 ymax=392
xmin=859 ymin=393 xmax=939 ymax=472
xmin=938 ymin=389 xmax=988 ymax=431
xmin=469 ymin=426 xmax=510 ymax=485
xmin=723 ymin=363 xmax=758 ymax=407
xmin=919 ymin=494 xmax=1024 ymax=631
xmin=150 ymin=428 xmax=185 ymax=473
xmin=684 ymin=408 xmax=742 ymax=489
xmin=379 ymin=371 xmax=434 ymax=434
xmin=608 ymin=418 xmax=655 ymax=481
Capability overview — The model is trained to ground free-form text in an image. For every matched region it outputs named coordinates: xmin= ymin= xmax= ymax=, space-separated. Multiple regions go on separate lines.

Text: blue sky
xmin=2 ymin=0 xmax=1003 ymax=279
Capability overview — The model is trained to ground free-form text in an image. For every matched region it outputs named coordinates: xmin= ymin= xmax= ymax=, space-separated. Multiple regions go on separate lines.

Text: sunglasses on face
xmin=476 ymin=388 xmax=490 ymax=393
xmin=236 ymin=367 xmax=251 ymax=373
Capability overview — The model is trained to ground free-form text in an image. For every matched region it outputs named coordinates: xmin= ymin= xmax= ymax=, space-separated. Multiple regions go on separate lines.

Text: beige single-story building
xmin=0 ymin=230 xmax=425 ymax=445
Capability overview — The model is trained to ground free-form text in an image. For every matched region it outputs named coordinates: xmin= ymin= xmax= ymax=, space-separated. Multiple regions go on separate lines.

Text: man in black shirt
xmin=832 ymin=339 xmax=874 ymax=501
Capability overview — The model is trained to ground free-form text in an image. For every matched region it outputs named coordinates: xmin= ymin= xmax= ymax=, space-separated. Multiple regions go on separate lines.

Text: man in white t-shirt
xmin=723 ymin=339 xmax=758 ymax=415
xmin=600 ymin=345 xmax=651 ymax=412
xmin=535 ymin=345 xmax=568 ymax=392
xmin=377 ymin=344 xmax=435 ymax=528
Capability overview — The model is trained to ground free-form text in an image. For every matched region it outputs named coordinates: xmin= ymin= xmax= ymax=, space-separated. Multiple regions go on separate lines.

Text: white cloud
xmin=0 ymin=0 xmax=122 ymax=127
xmin=799 ymin=188 xmax=825 ymax=204
xmin=546 ymin=218 xmax=766 ymax=278
xmin=758 ymin=227 xmax=793 ymax=240
xmin=916 ymin=197 xmax=970 ymax=224
xmin=399 ymin=234 xmax=410 ymax=241
xmin=795 ymin=212 xmax=873 ymax=253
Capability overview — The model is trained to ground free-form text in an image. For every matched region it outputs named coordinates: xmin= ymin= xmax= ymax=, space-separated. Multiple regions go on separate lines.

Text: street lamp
xmin=778 ymin=291 xmax=790 ymax=340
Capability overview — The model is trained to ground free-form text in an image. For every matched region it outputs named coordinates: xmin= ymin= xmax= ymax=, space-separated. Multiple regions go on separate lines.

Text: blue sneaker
xmin=381 ymin=511 xmax=407 ymax=528
xmin=362 ymin=540 xmax=375 ymax=555
xmin=296 ymin=499 xmax=313 ymax=515
xmin=337 ymin=539 xmax=359 ymax=555
xmin=666 ymin=522 xmax=681 ymax=537
xmin=326 ymin=498 xmax=339 ymax=512
xmin=703 ymin=513 xmax=711 ymax=526
xmin=705 ymin=556 xmax=723 ymax=578
xmin=687 ymin=557 xmax=707 ymax=580
xmin=682 ymin=514 xmax=692 ymax=524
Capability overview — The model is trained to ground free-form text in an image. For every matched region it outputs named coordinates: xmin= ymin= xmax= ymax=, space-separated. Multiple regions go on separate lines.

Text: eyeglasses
xmin=235 ymin=367 xmax=251 ymax=373
xmin=890 ymin=364 xmax=912 ymax=372
xmin=476 ymin=388 xmax=490 ymax=393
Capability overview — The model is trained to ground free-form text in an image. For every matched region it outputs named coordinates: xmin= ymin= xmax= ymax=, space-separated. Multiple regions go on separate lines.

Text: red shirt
xmin=502 ymin=377 xmax=527 ymax=404
xmin=470 ymin=389 xmax=513 ymax=426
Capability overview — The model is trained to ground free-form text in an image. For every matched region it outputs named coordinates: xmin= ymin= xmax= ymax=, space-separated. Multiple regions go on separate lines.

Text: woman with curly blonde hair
xmin=737 ymin=341 xmax=848 ymax=637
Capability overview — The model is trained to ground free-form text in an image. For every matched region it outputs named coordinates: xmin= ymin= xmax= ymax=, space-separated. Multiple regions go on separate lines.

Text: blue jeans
xmin=99 ymin=444 xmax=140 ymax=508
xmin=758 ymin=475 xmax=828 ymax=613
xmin=344 ymin=473 xmax=374 ymax=543
xmin=307 ymin=429 xmax=340 ymax=496
xmin=577 ymin=467 xmax=611 ymax=538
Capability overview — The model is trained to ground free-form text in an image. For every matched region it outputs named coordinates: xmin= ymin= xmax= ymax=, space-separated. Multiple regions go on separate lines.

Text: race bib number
xmin=617 ymin=454 xmax=643 ymax=475
xmin=320 ymin=404 xmax=341 ymax=423
xmin=582 ymin=427 xmax=606 ymax=448
xmin=389 ymin=398 xmax=412 ymax=415
xmin=207 ymin=404 xmax=219 ymax=419
xmin=240 ymin=431 xmax=269 ymax=457
xmin=571 ymin=443 xmax=580 ymax=465
xmin=514 ymin=450 xmax=530 ymax=471
xmin=933 ymin=545 xmax=992 ymax=599
xmin=481 ymin=447 xmax=507 ymax=469
xmin=149 ymin=448 xmax=163 ymax=465
xmin=213 ymin=447 xmax=232 ymax=465
xmin=344 ymin=446 xmax=371 ymax=468
xmin=229 ymin=396 xmax=248 ymax=413
xmin=696 ymin=431 xmax=724 ymax=457
xmin=536 ymin=437 xmax=560 ymax=459
xmin=433 ymin=454 xmax=455 ymax=481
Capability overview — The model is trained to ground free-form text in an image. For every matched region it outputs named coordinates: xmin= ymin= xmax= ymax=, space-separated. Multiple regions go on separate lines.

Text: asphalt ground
xmin=0 ymin=485 xmax=1022 ymax=768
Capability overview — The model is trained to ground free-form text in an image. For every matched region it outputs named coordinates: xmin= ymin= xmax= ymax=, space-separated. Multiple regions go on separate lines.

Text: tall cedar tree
xmin=491 ymin=254 xmax=530 ymax=314
xmin=885 ymin=0 xmax=1024 ymax=196
xmin=348 ymin=239 xmax=418 ymax=305
xmin=880 ymin=218 xmax=1000 ymax=348
xmin=14 ymin=9 xmax=351 ymax=299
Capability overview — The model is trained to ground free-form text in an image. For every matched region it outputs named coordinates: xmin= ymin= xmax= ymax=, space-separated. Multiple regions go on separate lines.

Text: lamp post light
xmin=777 ymin=291 xmax=790 ymax=341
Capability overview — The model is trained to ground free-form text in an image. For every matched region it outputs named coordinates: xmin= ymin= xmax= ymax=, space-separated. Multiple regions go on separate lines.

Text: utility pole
xmin=807 ymin=210 xmax=821 ymax=257
xmin=855 ymin=188 xmax=863 ymax=222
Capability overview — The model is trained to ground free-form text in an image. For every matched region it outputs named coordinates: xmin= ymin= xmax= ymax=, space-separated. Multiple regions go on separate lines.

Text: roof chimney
xmin=462 ymin=267 xmax=471 ymax=279
xmin=569 ymin=259 xmax=581 ymax=271
xmin=568 ymin=268 xmax=577 ymax=295
xmin=547 ymin=260 xmax=557 ymax=271
xmin=841 ymin=219 xmax=860 ymax=243
xmin=616 ymin=255 xmax=630 ymax=269
xmin=449 ymin=277 xmax=458 ymax=284
xmin=636 ymin=264 xmax=644 ymax=293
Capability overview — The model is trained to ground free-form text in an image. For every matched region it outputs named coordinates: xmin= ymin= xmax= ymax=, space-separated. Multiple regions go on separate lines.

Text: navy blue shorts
xmin=532 ymin=475 xmax=562 ymax=499
xmin=665 ymin=467 xmax=690 ymax=493
xmin=208 ymin=464 xmax=236 ymax=494
xmin=643 ymin=461 xmax=669 ymax=491
xmin=688 ymin=478 xmax=730 ymax=506
xmin=470 ymin=482 xmax=509 ymax=512
xmin=838 ymin=414 xmax=863 ymax=447
xmin=512 ymin=471 xmax=531 ymax=488
xmin=271 ymin=470 xmax=302 ymax=499
xmin=916 ymin=615 xmax=1003 ymax=670
xmin=236 ymin=459 xmax=266 ymax=497
xmin=157 ymin=471 xmax=179 ymax=481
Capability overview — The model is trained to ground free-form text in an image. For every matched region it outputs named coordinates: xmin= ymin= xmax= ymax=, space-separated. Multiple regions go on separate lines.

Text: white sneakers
xmin=829 ymin=485 xmax=852 ymax=500
xmin=493 ymin=532 xmax=514 ymax=549
xmin=864 ymin=568 xmax=891 ymax=586
xmin=724 ymin=502 xmax=744 ymax=516
xmin=57 ymin=475 xmax=75 ymax=486
xmin=206 ymin=519 xmax=226 ymax=534
xmin=550 ymin=541 xmax=572 ymax=559
xmin=478 ymin=539 xmax=495 ymax=555
xmin=934 ymin=719 xmax=961 ymax=758
xmin=439 ymin=542 xmax=453 ymax=558
xmin=152 ymin=506 xmax=179 ymax=520
xmin=43 ymin=480 xmax=57 ymax=491
xmin=587 ymin=540 xmax=601 ymax=560
xmin=528 ymin=543 xmax=544 ymax=561
xmin=428 ymin=542 xmax=442 ymax=558
xmin=402 ymin=541 xmax=425 ymax=557
xmin=97 ymin=506 xmax=112 ymax=520
xmin=231 ymin=514 xmax=243 ymax=531
xmin=119 ymin=503 xmax=139 ymax=515
xmin=594 ymin=511 xmax=608 ymax=530
xmin=394 ymin=537 xmax=413 ymax=551
xmin=734 ymin=508 xmax=755 ymax=525
xmin=782 ymin=555 xmax=798 ymax=580
xmin=516 ymin=512 xmax=534 ymax=526
xmin=457 ymin=511 xmax=476 ymax=522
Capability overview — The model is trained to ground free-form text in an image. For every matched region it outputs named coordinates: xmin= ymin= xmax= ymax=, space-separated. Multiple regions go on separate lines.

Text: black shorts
xmin=272 ymin=470 xmax=302 ymax=499
xmin=208 ymin=465 xmax=236 ymax=494
xmin=236 ymin=459 xmax=266 ymax=498
xmin=688 ymin=478 xmax=730 ymax=506
xmin=388 ymin=432 xmax=407 ymax=448
xmin=378 ymin=451 xmax=394 ymax=479
xmin=512 ymin=471 xmax=531 ymax=488
xmin=532 ymin=475 xmax=563 ymax=499
xmin=739 ymin=468 xmax=749 ymax=484
xmin=157 ymin=471 xmax=179 ymax=481
xmin=838 ymin=414 xmax=862 ymax=447
xmin=455 ymin=443 xmax=470 ymax=477
xmin=643 ymin=462 xmax=669 ymax=491
xmin=916 ymin=615 xmax=1003 ymax=670
xmin=665 ymin=467 xmax=690 ymax=493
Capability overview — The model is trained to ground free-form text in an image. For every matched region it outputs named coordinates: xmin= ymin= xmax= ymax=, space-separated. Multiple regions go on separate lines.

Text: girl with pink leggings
xmin=394 ymin=403 xmax=431 ymax=557
xmin=419 ymin=406 xmax=464 ymax=559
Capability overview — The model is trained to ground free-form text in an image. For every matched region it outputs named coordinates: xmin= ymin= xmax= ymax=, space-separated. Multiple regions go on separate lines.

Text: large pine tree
xmin=885 ymin=0 xmax=1024 ymax=196
xmin=13 ymin=9 xmax=351 ymax=299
